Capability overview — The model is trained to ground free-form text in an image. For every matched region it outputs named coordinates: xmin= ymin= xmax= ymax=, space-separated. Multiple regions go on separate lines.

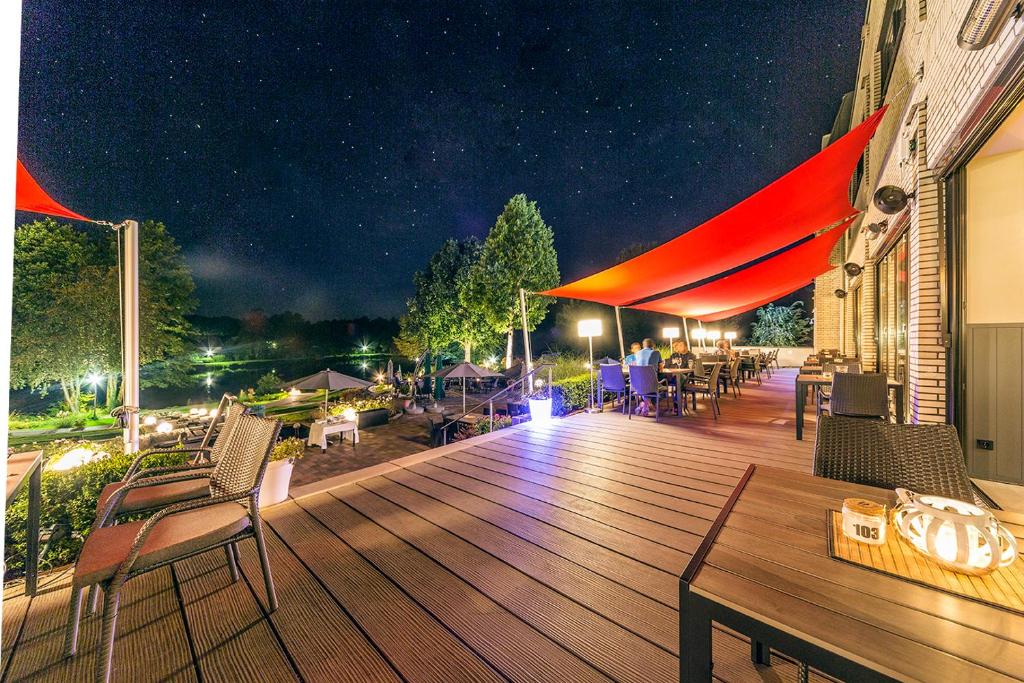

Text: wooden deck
xmin=2 ymin=368 xmax=831 ymax=682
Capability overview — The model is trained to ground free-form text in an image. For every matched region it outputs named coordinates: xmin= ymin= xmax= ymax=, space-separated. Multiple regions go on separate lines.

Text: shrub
xmin=320 ymin=387 xmax=398 ymax=419
xmin=549 ymin=373 xmax=600 ymax=416
xmin=270 ymin=437 xmax=306 ymax=462
xmin=454 ymin=415 xmax=513 ymax=440
xmin=255 ymin=371 xmax=283 ymax=396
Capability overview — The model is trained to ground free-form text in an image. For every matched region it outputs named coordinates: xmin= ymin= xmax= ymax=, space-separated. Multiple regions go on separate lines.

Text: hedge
xmin=550 ymin=373 xmax=607 ymax=416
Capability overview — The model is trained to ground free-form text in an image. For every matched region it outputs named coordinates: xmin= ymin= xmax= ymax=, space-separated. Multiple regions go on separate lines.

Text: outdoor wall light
xmin=892 ymin=488 xmax=1018 ymax=575
xmin=835 ymin=289 xmax=848 ymax=299
xmin=873 ymin=185 xmax=915 ymax=214
xmin=958 ymin=0 xmax=1022 ymax=50
xmin=866 ymin=220 xmax=888 ymax=239
xmin=843 ymin=262 xmax=863 ymax=277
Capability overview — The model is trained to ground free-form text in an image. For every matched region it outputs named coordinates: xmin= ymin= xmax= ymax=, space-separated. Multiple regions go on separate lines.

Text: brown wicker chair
xmin=683 ymin=362 xmax=723 ymax=419
xmin=827 ymin=372 xmax=889 ymax=420
xmin=814 ymin=415 xmax=984 ymax=505
xmin=65 ymin=413 xmax=282 ymax=682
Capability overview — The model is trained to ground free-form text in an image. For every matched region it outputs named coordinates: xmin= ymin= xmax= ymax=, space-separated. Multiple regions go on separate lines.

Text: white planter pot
xmin=260 ymin=459 xmax=294 ymax=508
xmin=528 ymin=397 xmax=553 ymax=424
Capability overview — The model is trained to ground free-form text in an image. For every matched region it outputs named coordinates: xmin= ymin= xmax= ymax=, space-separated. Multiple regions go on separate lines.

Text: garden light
xmin=143 ymin=415 xmax=157 ymax=427
xmin=577 ymin=319 xmax=602 ymax=413
xmin=289 ymin=387 xmax=301 ymax=398
xmin=156 ymin=421 xmax=173 ymax=434
xmin=706 ymin=330 xmax=721 ymax=342
xmin=208 ymin=408 xmax=218 ymax=418
xmin=724 ymin=331 xmax=737 ymax=341
xmin=342 ymin=408 xmax=357 ymax=422
xmin=48 ymin=446 xmax=106 ymax=472
xmin=197 ymin=407 xmax=208 ymax=417
xmin=204 ymin=347 xmax=214 ymax=357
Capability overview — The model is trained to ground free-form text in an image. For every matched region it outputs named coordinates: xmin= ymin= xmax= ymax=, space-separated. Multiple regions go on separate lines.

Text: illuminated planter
xmin=528 ymin=398 xmax=552 ymax=424
xmin=891 ymin=488 xmax=1018 ymax=575
xmin=259 ymin=459 xmax=293 ymax=508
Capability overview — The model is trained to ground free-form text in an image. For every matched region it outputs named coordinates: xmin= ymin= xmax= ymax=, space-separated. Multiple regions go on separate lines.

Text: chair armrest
xmin=108 ymin=489 xmax=255 ymax=588
xmin=124 ymin=462 xmax=215 ymax=486
xmin=123 ymin=447 xmax=211 ymax=480
xmin=96 ymin=470 xmax=214 ymax=530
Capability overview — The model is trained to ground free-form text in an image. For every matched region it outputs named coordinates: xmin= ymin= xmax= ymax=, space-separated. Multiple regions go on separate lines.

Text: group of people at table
xmin=613 ymin=336 xmax=742 ymax=416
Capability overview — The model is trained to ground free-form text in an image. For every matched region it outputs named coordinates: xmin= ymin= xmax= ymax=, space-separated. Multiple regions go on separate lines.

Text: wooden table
xmin=660 ymin=368 xmax=694 ymax=414
xmin=6 ymin=450 xmax=43 ymax=595
xmin=794 ymin=374 xmax=904 ymax=440
xmin=679 ymin=465 xmax=1024 ymax=682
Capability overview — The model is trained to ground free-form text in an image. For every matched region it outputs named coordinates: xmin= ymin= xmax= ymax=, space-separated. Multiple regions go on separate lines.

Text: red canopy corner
xmin=16 ymin=159 xmax=90 ymax=222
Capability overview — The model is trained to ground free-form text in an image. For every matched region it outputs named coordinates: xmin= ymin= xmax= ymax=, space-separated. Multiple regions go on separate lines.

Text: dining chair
xmin=723 ymin=357 xmax=742 ymax=398
xmin=599 ymin=363 xmax=628 ymax=413
xmin=814 ymin=415 xmax=986 ymax=506
xmin=65 ymin=413 xmax=283 ymax=683
xmin=828 ymin=372 xmax=890 ymax=421
xmin=683 ymin=362 xmax=723 ymax=419
xmin=627 ymin=365 xmax=670 ymax=421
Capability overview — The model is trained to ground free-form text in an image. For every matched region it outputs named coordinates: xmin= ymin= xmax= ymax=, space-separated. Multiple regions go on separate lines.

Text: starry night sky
xmin=18 ymin=1 xmax=863 ymax=320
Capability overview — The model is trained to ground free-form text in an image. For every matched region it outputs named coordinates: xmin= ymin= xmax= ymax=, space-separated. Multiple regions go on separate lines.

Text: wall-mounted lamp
xmin=873 ymin=186 xmax=915 ymax=214
xmin=834 ymin=289 xmax=848 ymax=299
xmin=843 ymin=262 xmax=863 ymax=277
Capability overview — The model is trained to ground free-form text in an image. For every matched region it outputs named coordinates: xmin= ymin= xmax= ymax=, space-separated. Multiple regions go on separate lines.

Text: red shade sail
xmin=542 ymin=106 xmax=886 ymax=306
xmin=16 ymin=159 xmax=90 ymax=221
xmin=630 ymin=223 xmax=847 ymax=320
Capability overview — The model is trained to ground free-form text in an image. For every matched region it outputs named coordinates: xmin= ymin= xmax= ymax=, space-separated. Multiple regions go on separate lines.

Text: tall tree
xmin=467 ymin=194 xmax=560 ymax=367
xmin=10 ymin=218 xmax=196 ymax=414
xmin=401 ymin=237 xmax=493 ymax=361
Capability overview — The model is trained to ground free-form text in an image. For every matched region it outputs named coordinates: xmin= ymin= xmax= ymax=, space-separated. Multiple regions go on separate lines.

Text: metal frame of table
xmin=679 ymin=464 xmax=1023 ymax=682
xmin=794 ymin=374 xmax=904 ymax=440
xmin=6 ymin=450 xmax=43 ymax=595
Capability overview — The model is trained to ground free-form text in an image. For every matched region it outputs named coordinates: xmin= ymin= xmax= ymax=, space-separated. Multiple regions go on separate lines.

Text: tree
xmin=467 ymin=194 xmax=560 ymax=367
xmin=750 ymin=302 xmax=812 ymax=347
xmin=10 ymin=218 xmax=196 ymax=414
xmin=400 ymin=237 xmax=493 ymax=361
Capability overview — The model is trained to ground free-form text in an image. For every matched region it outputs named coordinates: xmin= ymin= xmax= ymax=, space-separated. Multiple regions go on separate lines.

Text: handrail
xmin=440 ymin=363 xmax=554 ymax=444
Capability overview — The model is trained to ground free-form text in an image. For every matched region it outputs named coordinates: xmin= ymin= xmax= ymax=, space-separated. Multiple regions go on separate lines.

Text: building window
xmin=877 ymin=231 xmax=909 ymax=416
xmin=878 ymin=0 xmax=906 ymax=100
xmin=852 ymin=285 xmax=862 ymax=360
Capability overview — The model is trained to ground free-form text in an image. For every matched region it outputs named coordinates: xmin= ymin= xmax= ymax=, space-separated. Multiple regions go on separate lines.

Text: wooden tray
xmin=827 ymin=510 xmax=1024 ymax=615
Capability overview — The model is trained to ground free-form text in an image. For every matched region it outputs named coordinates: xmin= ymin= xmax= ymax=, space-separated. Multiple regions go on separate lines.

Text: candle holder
xmin=841 ymin=498 xmax=887 ymax=545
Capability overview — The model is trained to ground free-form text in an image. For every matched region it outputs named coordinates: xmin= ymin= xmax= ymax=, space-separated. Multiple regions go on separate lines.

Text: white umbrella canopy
xmin=285 ymin=368 xmax=372 ymax=415
xmin=429 ymin=361 xmax=502 ymax=413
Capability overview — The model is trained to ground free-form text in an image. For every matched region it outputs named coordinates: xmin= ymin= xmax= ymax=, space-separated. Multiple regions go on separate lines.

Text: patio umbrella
xmin=430 ymin=361 xmax=503 ymax=413
xmin=285 ymin=368 xmax=372 ymax=416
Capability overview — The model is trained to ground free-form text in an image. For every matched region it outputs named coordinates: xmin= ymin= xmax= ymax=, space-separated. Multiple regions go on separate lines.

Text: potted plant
xmin=527 ymin=387 xmax=553 ymax=424
xmin=260 ymin=437 xmax=305 ymax=508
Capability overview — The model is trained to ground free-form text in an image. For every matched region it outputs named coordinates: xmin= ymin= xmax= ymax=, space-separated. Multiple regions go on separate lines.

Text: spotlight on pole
xmin=577 ymin=319 xmax=603 ymax=413
xmin=662 ymin=326 xmax=679 ymax=350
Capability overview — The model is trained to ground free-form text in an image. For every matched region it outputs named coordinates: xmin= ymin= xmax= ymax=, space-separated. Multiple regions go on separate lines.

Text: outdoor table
xmin=6 ymin=449 xmax=42 ymax=595
xmin=794 ymin=374 xmax=904 ymax=440
xmin=660 ymin=368 xmax=694 ymax=414
xmin=800 ymin=364 xmax=823 ymax=374
xmin=306 ymin=419 xmax=359 ymax=452
xmin=679 ymin=464 xmax=1024 ymax=682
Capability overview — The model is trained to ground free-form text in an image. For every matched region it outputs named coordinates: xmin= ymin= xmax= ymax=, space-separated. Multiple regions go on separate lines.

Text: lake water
xmin=9 ymin=355 xmax=410 ymax=414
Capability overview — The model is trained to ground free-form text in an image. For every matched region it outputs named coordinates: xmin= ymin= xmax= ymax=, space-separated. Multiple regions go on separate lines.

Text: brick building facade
xmin=815 ymin=1 xmax=1024 ymax=481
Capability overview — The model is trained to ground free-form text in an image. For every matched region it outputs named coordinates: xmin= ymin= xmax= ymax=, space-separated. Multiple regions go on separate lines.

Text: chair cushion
xmin=97 ymin=476 xmax=210 ymax=515
xmin=75 ymin=502 xmax=250 ymax=587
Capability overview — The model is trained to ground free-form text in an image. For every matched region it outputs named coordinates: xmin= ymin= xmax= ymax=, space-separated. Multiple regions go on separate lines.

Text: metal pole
xmin=519 ymin=288 xmax=533 ymax=370
xmin=122 ymin=220 xmax=140 ymax=454
xmin=588 ymin=335 xmax=595 ymax=412
xmin=682 ymin=318 xmax=691 ymax=348
xmin=614 ymin=306 xmax=625 ymax=360
xmin=697 ymin=319 xmax=705 ymax=352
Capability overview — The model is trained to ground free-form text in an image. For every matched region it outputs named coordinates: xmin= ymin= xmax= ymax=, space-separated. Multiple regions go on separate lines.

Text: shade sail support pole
xmin=698 ymin=319 xmax=705 ymax=351
xmin=519 ymin=288 xmax=533 ymax=371
xmin=614 ymin=306 xmax=625 ymax=360
xmin=682 ymin=318 xmax=691 ymax=348
xmin=122 ymin=220 xmax=140 ymax=454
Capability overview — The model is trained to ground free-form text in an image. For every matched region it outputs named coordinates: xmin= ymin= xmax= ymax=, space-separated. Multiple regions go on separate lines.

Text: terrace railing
xmin=441 ymin=363 xmax=554 ymax=445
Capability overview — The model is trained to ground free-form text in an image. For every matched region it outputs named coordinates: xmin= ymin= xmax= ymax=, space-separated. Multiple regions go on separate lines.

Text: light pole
xmin=692 ymin=327 xmax=706 ymax=352
xmin=707 ymin=330 xmax=721 ymax=352
xmin=662 ymin=326 xmax=679 ymax=353
xmin=724 ymin=331 xmax=737 ymax=351
xmin=578 ymin=319 xmax=603 ymax=413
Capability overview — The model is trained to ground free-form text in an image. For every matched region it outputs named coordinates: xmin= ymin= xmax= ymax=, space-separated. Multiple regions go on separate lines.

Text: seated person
xmin=715 ymin=339 xmax=738 ymax=359
xmin=636 ymin=338 xmax=663 ymax=369
xmin=624 ymin=341 xmax=642 ymax=365
xmin=667 ymin=340 xmax=697 ymax=369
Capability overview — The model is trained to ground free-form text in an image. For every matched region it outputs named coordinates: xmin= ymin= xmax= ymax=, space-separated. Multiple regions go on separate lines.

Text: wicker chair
xmin=814 ymin=415 xmax=984 ymax=505
xmin=65 ymin=414 xmax=283 ymax=682
xmin=816 ymin=363 xmax=864 ymax=415
xmin=627 ymin=365 xmax=671 ymax=421
xmin=683 ymin=362 xmax=723 ymax=419
xmin=827 ymin=372 xmax=890 ymax=420
xmin=599 ymin=363 xmax=628 ymax=413
xmin=722 ymin=357 xmax=743 ymax=398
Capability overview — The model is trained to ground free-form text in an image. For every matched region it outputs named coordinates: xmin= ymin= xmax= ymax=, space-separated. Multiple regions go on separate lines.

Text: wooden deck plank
xmin=329 ymin=483 xmax=679 ymax=683
xmin=231 ymin=534 xmax=401 ymax=682
xmin=2 ymin=584 xmax=32 ymax=677
xmin=363 ymin=472 xmax=679 ymax=642
xmin=4 ymin=568 xmax=195 ymax=683
xmin=289 ymin=493 xmax=609 ymax=683
xmin=264 ymin=499 xmax=510 ymax=683
xmin=175 ymin=549 xmax=297 ymax=682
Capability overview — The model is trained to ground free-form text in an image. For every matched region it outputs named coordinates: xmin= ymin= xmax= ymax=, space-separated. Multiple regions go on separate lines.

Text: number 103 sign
xmin=841 ymin=498 xmax=887 ymax=546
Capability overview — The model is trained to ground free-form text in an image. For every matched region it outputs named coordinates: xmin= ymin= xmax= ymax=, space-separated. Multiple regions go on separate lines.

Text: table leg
xmin=679 ymin=587 xmax=713 ymax=682
xmin=751 ymin=639 xmax=771 ymax=666
xmin=26 ymin=464 xmax=41 ymax=596
xmin=795 ymin=382 xmax=806 ymax=440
